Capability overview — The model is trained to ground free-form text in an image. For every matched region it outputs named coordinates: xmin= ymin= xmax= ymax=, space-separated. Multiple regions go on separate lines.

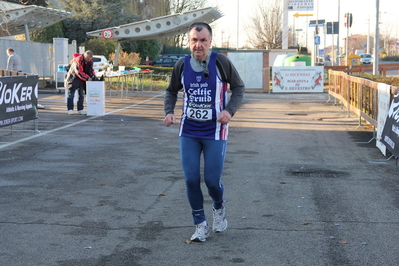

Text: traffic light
xmin=344 ymin=12 xmax=353 ymax=28
xmin=348 ymin=13 xmax=353 ymax=27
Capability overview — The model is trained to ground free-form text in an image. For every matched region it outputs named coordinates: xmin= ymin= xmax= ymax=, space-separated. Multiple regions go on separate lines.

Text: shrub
xmin=355 ymin=74 xmax=399 ymax=86
xmin=109 ymin=51 xmax=141 ymax=66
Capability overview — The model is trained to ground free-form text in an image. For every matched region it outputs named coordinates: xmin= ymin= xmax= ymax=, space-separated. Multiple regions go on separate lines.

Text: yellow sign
xmin=293 ymin=13 xmax=313 ymax=18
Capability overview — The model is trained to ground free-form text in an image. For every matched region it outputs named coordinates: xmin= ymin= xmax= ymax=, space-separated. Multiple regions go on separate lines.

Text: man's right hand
xmin=164 ymin=114 xmax=176 ymax=127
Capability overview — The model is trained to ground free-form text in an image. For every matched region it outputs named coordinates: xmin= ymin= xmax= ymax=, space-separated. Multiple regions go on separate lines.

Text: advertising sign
xmin=376 ymin=83 xmax=391 ymax=156
xmin=272 ymin=66 xmax=324 ymax=93
xmin=0 ymin=75 xmax=39 ymax=127
xmin=380 ymin=88 xmax=399 ymax=157
xmin=288 ymin=0 xmax=314 ymax=11
xmin=86 ymin=81 xmax=105 ymax=116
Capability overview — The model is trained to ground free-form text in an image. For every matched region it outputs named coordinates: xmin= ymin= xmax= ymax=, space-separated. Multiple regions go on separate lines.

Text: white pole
xmin=346 ymin=13 xmax=349 ymax=66
xmin=237 ymin=0 xmax=239 ymax=50
xmin=332 ymin=24 xmax=334 ymax=66
xmin=373 ymin=0 xmax=379 ymax=75
xmin=283 ymin=0 xmax=288 ymax=49
xmin=315 ymin=0 xmax=319 ymax=66
xmin=336 ymin=0 xmax=340 ymax=65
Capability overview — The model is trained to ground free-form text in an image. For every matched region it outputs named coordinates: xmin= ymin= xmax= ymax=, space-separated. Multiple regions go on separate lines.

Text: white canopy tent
xmin=0 ymin=1 xmax=71 ymax=40
xmin=86 ymin=7 xmax=222 ymax=64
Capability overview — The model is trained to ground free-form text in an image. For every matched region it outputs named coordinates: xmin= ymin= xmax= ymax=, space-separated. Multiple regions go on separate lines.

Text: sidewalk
xmin=1 ymin=91 xmax=398 ymax=266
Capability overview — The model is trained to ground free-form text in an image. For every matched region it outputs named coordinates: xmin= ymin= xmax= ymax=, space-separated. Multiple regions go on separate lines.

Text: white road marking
xmin=0 ymin=93 xmax=165 ymax=150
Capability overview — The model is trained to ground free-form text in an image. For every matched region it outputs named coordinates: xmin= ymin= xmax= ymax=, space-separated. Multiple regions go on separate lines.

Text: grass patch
xmin=104 ymin=65 xmax=172 ymax=91
xmin=105 ymin=74 xmax=169 ymax=91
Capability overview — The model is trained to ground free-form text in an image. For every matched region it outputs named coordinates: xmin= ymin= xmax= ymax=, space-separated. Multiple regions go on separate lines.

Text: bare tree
xmin=129 ymin=0 xmax=171 ymax=20
xmin=167 ymin=0 xmax=207 ymax=48
xmin=380 ymin=21 xmax=396 ymax=55
xmin=245 ymin=0 xmax=283 ymax=49
xmin=0 ymin=0 xmax=45 ymax=36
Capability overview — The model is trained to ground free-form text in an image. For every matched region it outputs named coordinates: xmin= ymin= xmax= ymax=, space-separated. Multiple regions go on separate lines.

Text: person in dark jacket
xmin=65 ymin=50 xmax=96 ymax=115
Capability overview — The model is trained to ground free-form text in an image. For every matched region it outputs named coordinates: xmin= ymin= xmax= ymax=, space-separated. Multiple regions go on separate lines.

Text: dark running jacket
xmin=65 ymin=54 xmax=96 ymax=89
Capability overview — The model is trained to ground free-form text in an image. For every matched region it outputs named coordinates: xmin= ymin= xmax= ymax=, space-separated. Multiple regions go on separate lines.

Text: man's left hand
xmin=217 ymin=110 xmax=231 ymax=124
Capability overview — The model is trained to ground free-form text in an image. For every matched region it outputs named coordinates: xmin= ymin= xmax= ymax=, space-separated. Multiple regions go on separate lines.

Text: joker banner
xmin=0 ymin=75 xmax=39 ymax=128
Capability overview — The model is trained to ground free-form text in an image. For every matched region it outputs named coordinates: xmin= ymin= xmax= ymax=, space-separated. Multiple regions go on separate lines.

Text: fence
xmin=325 ymin=64 xmax=399 ymax=77
xmin=328 ymin=70 xmax=383 ymax=127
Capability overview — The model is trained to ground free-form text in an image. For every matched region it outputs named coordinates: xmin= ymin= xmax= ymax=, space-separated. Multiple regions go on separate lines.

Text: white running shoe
xmin=213 ymin=207 xmax=228 ymax=232
xmin=78 ymin=110 xmax=87 ymax=115
xmin=67 ymin=110 xmax=73 ymax=115
xmin=190 ymin=221 xmax=209 ymax=242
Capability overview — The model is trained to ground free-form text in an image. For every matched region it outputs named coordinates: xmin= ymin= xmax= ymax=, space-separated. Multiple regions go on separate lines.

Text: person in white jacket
xmin=6 ymin=48 xmax=22 ymax=72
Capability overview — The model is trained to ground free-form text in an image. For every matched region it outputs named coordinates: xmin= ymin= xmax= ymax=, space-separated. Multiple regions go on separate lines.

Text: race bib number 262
xmin=187 ymin=102 xmax=213 ymax=122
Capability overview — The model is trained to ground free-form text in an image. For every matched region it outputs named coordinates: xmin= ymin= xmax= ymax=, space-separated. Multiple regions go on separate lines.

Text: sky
xmin=206 ymin=0 xmax=399 ymax=49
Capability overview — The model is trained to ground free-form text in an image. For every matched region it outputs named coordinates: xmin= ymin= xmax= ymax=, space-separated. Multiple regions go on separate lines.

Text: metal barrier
xmin=328 ymin=69 xmax=397 ymax=129
xmin=104 ymin=71 xmax=154 ymax=102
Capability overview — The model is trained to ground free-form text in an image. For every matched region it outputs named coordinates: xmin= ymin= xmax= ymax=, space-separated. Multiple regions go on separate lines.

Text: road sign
xmin=288 ymin=0 xmax=314 ymax=11
xmin=101 ymin=29 xmax=114 ymax=39
xmin=314 ymin=36 xmax=320 ymax=45
xmin=293 ymin=13 xmax=313 ymax=18
xmin=309 ymin=19 xmax=325 ymax=27
xmin=326 ymin=22 xmax=339 ymax=34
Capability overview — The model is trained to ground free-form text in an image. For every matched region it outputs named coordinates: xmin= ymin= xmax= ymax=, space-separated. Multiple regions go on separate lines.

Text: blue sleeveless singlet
xmin=179 ymin=52 xmax=229 ymax=140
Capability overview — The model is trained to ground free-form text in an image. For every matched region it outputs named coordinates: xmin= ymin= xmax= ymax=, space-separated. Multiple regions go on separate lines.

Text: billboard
xmin=0 ymin=75 xmax=39 ymax=127
xmin=272 ymin=66 xmax=324 ymax=93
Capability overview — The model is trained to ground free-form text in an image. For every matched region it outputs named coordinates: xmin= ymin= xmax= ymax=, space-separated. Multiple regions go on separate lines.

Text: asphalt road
xmin=1 ymin=91 xmax=398 ymax=266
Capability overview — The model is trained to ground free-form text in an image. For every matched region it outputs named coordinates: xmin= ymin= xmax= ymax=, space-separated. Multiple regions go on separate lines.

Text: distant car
xmin=152 ymin=57 xmax=179 ymax=67
xmin=324 ymin=55 xmax=331 ymax=61
xmin=359 ymin=53 xmax=373 ymax=65
xmin=92 ymin=55 xmax=110 ymax=72
xmin=161 ymin=54 xmax=186 ymax=59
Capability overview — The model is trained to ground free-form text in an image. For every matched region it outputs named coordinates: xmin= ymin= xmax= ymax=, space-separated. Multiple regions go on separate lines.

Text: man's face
xmin=84 ymin=54 xmax=93 ymax=62
xmin=188 ymin=28 xmax=212 ymax=61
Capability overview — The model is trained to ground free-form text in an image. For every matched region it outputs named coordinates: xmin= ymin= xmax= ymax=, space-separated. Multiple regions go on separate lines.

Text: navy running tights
xmin=179 ymin=136 xmax=227 ymax=225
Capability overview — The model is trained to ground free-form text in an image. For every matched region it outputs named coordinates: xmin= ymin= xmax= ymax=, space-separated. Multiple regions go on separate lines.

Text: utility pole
xmin=336 ymin=0 xmax=340 ymax=65
xmin=236 ymin=0 xmax=239 ymax=50
xmin=373 ymin=0 xmax=380 ymax=75
xmin=283 ymin=0 xmax=289 ymax=49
